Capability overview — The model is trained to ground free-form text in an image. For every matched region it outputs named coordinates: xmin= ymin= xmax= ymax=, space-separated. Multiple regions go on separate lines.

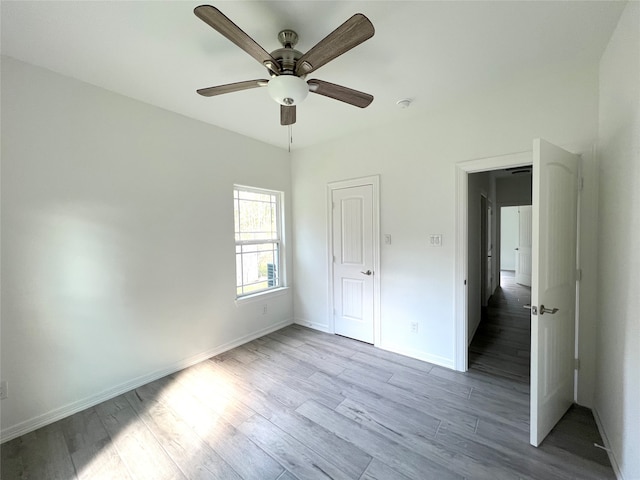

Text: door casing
xmin=327 ymin=175 xmax=381 ymax=345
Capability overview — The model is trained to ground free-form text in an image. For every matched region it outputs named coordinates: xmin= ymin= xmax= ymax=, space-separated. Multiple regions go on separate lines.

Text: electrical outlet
xmin=0 ymin=380 xmax=7 ymax=400
xmin=262 ymin=304 xmax=268 ymax=315
xmin=384 ymin=234 xmax=392 ymax=245
xmin=411 ymin=322 xmax=419 ymax=334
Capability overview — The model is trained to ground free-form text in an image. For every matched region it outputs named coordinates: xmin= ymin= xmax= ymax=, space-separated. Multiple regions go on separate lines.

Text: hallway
xmin=469 ymin=270 xmax=531 ymax=384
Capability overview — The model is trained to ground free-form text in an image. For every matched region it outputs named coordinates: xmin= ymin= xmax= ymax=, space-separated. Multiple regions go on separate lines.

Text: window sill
xmin=235 ymin=287 xmax=290 ymax=306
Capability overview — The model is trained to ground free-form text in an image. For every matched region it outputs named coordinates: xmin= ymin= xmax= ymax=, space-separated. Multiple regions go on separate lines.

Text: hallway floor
xmin=470 ymin=270 xmax=531 ymax=383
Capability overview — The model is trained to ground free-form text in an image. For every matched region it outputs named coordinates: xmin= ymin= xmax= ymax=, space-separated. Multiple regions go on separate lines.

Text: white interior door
xmin=480 ymin=197 xmax=494 ymax=305
xmin=530 ymin=138 xmax=579 ymax=446
xmin=332 ymin=185 xmax=374 ymax=343
xmin=486 ymin=202 xmax=493 ymax=301
xmin=515 ymin=206 xmax=533 ymax=287
xmin=480 ymin=196 xmax=488 ymax=306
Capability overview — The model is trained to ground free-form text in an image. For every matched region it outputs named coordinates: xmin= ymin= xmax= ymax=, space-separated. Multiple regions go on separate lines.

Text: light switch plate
xmin=384 ymin=234 xmax=392 ymax=245
xmin=429 ymin=234 xmax=443 ymax=247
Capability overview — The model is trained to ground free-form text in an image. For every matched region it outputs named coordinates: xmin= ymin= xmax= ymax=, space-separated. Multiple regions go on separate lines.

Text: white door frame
xmin=327 ymin=175 xmax=381 ymax=345
xmin=454 ymin=152 xmax=532 ymax=371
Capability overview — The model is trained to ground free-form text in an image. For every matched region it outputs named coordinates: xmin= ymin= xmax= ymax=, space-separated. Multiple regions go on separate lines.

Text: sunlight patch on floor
xmin=76 ymin=363 xmax=238 ymax=478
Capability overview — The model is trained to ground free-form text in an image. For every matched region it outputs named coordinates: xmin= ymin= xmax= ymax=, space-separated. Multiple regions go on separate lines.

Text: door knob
xmin=540 ymin=305 xmax=559 ymax=315
xmin=360 ymin=270 xmax=372 ymax=276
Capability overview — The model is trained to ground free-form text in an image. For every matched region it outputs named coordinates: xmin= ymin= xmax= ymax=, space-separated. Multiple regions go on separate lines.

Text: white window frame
xmin=234 ymin=185 xmax=284 ymax=299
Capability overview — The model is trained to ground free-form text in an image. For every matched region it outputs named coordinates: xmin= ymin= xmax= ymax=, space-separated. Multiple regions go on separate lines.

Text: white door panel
xmin=530 ymin=138 xmax=579 ymax=446
xmin=333 ymin=185 xmax=374 ymax=343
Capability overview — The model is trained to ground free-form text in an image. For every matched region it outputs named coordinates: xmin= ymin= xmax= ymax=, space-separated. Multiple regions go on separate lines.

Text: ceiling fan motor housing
xmin=269 ymin=30 xmax=304 ymax=75
xmin=267 ymin=29 xmax=308 ymax=105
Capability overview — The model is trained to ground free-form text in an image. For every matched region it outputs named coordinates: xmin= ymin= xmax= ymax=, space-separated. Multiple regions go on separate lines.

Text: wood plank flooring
xmin=2 ymin=311 xmax=614 ymax=479
xmin=469 ymin=271 xmax=532 ymax=384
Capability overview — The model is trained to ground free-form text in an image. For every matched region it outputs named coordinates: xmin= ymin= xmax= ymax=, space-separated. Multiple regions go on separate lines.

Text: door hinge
xmin=576 ymin=268 xmax=582 ymax=281
xmin=333 ymin=255 xmax=336 ymax=263
xmin=578 ymin=177 xmax=584 ymax=191
xmin=333 ymin=309 xmax=337 ymax=317
xmin=332 ymin=202 xmax=336 ymax=210
xmin=574 ymin=358 xmax=580 ymax=370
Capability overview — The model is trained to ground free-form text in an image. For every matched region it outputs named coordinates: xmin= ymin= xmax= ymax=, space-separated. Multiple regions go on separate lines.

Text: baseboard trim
xmin=378 ymin=342 xmax=455 ymax=370
xmin=0 ymin=318 xmax=293 ymax=444
xmin=294 ymin=318 xmax=333 ymax=334
xmin=592 ymin=407 xmax=625 ymax=480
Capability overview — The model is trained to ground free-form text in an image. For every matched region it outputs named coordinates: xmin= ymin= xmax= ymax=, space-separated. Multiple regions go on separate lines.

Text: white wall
xmin=0 ymin=57 xmax=293 ymax=440
xmin=500 ymin=207 xmax=519 ymax=271
xmin=292 ymin=58 xmax=600 ymax=372
xmin=594 ymin=2 xmax=640 ymax=478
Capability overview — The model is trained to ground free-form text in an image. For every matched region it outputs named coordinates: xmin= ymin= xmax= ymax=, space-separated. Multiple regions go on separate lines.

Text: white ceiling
xmin=1 ymin=1 xmax=625 ymax=150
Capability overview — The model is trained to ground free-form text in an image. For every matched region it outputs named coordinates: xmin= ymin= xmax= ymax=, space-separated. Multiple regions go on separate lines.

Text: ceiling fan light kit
xmin=194 ymin=5 xmax=374 ymax=126
xmin=267 ymin=75 xmax=309 ymax=106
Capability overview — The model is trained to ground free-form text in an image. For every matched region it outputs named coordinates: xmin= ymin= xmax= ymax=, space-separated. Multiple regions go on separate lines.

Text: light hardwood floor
xmin=2 ymin=300 xmax=614 ymax=479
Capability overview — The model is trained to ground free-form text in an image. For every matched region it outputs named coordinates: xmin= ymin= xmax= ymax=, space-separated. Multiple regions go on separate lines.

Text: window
xmin=234 ymin=186 xmax=283 ymax=297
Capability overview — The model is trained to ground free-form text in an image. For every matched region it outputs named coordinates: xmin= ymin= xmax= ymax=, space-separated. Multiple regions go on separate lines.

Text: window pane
xmin=237 ymin=199 xmax=277 ymax=241
xmin=234 ymin=188 xmax=279 ymax=243
xmin=236 ymin=242 xmax=279 ymax=292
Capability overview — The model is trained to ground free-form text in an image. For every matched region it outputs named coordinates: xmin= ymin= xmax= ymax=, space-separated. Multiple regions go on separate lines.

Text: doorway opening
xmin=466 ymin=170 xmax=533 ymax=384
xmin=454 ymin=151 xmax=533 ymax=370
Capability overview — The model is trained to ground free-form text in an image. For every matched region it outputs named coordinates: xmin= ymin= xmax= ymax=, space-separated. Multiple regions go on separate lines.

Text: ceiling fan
xmin=194 ymin=5 xmax=375 ymax=126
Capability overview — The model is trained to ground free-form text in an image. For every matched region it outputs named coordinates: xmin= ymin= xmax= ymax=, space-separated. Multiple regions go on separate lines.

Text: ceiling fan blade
xmin=197 ymin=79 xmax=269 ymax=97
xmin=307 ymin=79 xmax=373 ymax=108
xmin=295 ymin=14 xmax=374 ymax=76
xmin=281 ymin=105 xmax=296 ymax=125
xmin=194 ymin=5 xmax=280 ymax=75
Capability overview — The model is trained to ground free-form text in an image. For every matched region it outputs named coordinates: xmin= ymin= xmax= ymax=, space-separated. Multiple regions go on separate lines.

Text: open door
xmin=480 ymin=195 xmax=494 ymax=309
xmin=486 ymin=201 xmax=493 ymax=303
xmin=530 ymin=139 xmax=579 ymax=446
xmin=515 ymin=206 xmax=532 ymax=286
